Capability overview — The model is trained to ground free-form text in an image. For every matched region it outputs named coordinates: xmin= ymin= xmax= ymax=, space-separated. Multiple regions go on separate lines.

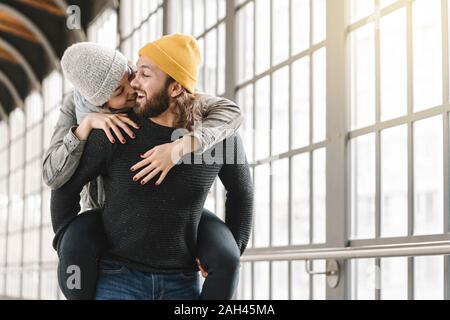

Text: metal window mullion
xmin=2 ymin=119 xmax=10 ymax=296
xmin=441 ymin=0 xmax=450 ymax=301
xmin=163 ymin=0 xmax=170 ymax=35
xmin=308 ymin=0 xmax=314 ymax=300
xmin=191 ymin=0 xmax=195 ymax=37
xmin=37 ymin=87 xmax=46 ymax=300
xmin=18 ymin=108 xmax=27 ymax=298
xmin=287 ymin=0 xmax=293 ymax=301
xmin=406 ymin=0 xmax=415 ymax=301
xmin=268 ymin=0 xmax=274 ymax=301
xmin=375 ymin=0 xmax=381 ymax=240
xmin=215 ymin=1 xmax=220 ymax=96
xmin=250 ymin=0 xmax=257 ymax=253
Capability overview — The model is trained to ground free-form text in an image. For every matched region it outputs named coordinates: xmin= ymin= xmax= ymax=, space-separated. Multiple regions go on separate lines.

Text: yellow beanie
xmin=139 ymin=33 xmax=201 ymax=94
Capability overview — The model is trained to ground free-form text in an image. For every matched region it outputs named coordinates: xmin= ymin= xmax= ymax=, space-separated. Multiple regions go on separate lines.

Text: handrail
xmin=241 ymin=241 xmax=450 ymax=262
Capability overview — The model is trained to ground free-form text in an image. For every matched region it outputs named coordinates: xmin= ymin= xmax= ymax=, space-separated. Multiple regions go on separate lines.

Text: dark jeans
xmin=57 ymin=208 xmax=240 ymax=300
xmin=95 ymin=260 xmax=201 ymax=300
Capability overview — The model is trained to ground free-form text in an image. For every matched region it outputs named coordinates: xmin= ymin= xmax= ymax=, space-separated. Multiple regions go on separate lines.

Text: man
xmin=50 ymin=34 xmax=254 ymax=300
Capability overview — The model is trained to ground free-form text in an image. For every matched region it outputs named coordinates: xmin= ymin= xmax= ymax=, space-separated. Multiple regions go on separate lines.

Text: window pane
xmin=380 ymin=8 xmax=407 ymax=121
xmin=381 ymin=257 xmax=408 ymax=300
xmin=237 ymin=3 xmax=254 ymax=83
xmin=272 ymin=261 xmax=288 ymax=299
xmin=350 ymin=24 xmax=375 ymax=130
xmin=313 ymin=148 xmax=326 ymax=244
xmin=272 ymin=66 xmax=289 ymax=155
xmin=414 ymin=116 xmax=443 ymax=235
xmin=312 ymin=260 xmax=326 ymax=299
xmin=413 ymin=0 xmax=442 ymax=111
xmin=255 ymin=0 xmax=271 ymax=74
xmin=414 ymin=256 xmax=444 ymax=300
xmin=254 ymin=164 xmax=270 ymax=247
xmin=292 ymin=0 xmax=310 ymax=55
xmin=292 ymin=261 xmax=310 ymax=300
xmin=292 ymin=153 xmax=310 ymax=245
xmin=193 ymin=0 xmax=205 ymax=36
xmin=204 ymin=31 xmax=217 ymax=94
xmin=272 ymin=159 xmax=289 ymax=246
xmin=254 ymin=262 xmax=270 ymax=299
xmin=381 ymin=125 xmax=408 ymax=237
xmin=313 ymin=0 xmax=326 ymax=44
xmin=292 ymin=57 xmax=310 ymax=149
xmin=255 ymin=77 xmax=270 ymax=160
xmin=351 ymin=134 xmax=376 ymax=239
xmin=350 ymin=259 xmax=377 ymax=300
xmin=272 ymin=0 xmax=289 ymax=65
xmin=313 ymin=48 xmax=326 ymax=143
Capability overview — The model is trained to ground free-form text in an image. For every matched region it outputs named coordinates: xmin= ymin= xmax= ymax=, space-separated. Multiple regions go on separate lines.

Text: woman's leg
xmin=57 ymin=208 xmax=108 ymax=300
xmin=196 ymin=208 xmax=241 ymax=300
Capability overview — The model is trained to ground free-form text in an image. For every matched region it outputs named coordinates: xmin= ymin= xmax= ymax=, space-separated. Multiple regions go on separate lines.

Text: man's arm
xmin=218 ymin=134 xmax=254 ymax=255
xmin=50 ymin=129 xmax=112 ymax=251
xmin=188 ymin=93 xmax=243 ymax=154
xmin=42 ymin=92 xmax=87 ymax=189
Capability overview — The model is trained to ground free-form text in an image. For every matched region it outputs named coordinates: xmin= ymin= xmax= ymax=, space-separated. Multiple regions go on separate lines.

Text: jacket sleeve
xmin=218 ymin=134 xmax=254 ymax=255
xmin=42 ymin=92 xmax=87 ymax=190
xmin=188 ymin=93 xmax=244 ymax=154
xmin=50 ymin=129 xmax=112 ymax=251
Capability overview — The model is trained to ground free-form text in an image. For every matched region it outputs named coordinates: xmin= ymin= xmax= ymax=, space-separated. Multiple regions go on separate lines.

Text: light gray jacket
xmin=42 ymin=91 xmax=243 ymax=210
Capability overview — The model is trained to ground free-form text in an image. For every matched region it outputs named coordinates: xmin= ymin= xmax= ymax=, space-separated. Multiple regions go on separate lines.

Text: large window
xmin=349 ymin=0 xmax=448 ymax=300
xmin=234 ymin=0 xmax=327 ymax=300
xmin=0 ymin=67 xmax=64 ymax=300
xmin=120 ymin=0 xmax=163 ymax=61
xmin=0 ymin=0 xmax=449 ymax=300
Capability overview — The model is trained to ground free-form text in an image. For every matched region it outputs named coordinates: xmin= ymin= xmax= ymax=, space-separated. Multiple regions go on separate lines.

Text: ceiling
xmin=0 ymin=0 xmax=113 ymax=119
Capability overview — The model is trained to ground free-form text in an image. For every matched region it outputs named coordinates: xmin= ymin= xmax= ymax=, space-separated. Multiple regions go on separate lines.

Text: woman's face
xmin=104 ymin=66 xmax=137 ymax=110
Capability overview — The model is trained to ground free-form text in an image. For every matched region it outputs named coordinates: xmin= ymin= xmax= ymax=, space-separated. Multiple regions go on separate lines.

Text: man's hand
xmin=196 ymin=257 xmax=208 ymax=278
xmin=130 ymin=135 xmax=200 ymax=186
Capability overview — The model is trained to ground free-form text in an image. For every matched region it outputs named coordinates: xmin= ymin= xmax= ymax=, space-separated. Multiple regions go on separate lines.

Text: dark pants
xmin=57 ymin=208 xmax=240 ymax=300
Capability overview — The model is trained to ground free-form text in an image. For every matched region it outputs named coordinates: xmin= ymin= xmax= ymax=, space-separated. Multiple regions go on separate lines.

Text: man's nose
xmin=130 ymin=76 xmax=139 ymax=90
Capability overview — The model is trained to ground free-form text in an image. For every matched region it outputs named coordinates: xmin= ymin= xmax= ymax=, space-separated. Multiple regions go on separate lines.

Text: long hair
xmin=166 ymin=77 xmax=204 ymax=131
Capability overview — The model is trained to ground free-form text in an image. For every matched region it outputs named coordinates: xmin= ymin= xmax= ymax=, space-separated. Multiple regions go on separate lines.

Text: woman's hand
xmin=130 ymin=135 xmax=199 ymax=186
xmin=75 ymin=113 xmax=140 ymax=144
xmin=196 ymin=258 xmax=208 ymax=278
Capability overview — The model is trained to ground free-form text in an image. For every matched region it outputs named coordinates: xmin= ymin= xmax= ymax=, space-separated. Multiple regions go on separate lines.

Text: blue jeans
xmin=95 ymin=260 xmax=201 ymax=300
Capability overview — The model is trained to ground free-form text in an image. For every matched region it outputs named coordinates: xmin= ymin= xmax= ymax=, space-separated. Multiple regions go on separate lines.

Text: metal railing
xmin=241 ymin=241 xmax=450 ymax=289
xmin=241 ymin=241 xmax=450 ymax=262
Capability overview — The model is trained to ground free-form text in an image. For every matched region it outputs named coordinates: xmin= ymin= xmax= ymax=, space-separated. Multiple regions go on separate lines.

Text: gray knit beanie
xmin=61 ymin=42 xmax=129 ymax=106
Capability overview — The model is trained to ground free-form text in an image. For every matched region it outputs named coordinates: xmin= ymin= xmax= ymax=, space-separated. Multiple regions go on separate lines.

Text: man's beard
xmin=134 ymin=85 xmax=170 ymax=118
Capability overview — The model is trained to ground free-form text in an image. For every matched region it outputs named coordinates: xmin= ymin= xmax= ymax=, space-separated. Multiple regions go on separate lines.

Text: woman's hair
xmin=166 ymin=76 xmax=204 ymax=131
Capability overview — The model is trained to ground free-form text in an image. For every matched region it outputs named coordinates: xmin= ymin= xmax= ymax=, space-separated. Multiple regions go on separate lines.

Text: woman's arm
xmin=43 ymin=92 xmax=139 ymax=190
xmin=189 ymin=93 xmax=243 ymax=154
xmin=42 ymin=93 xmax=87 ymax=190
xmin=131 ymin=94 xmax=244 ymax=185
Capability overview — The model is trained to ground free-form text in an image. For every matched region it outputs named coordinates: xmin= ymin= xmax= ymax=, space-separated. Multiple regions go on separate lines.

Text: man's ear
xmin=169 ymin=82 xmax=184 ymax=98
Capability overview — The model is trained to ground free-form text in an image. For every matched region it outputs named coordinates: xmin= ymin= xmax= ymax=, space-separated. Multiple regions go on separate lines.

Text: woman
xmin=43 ymin=42 xmax=244 ymax=300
